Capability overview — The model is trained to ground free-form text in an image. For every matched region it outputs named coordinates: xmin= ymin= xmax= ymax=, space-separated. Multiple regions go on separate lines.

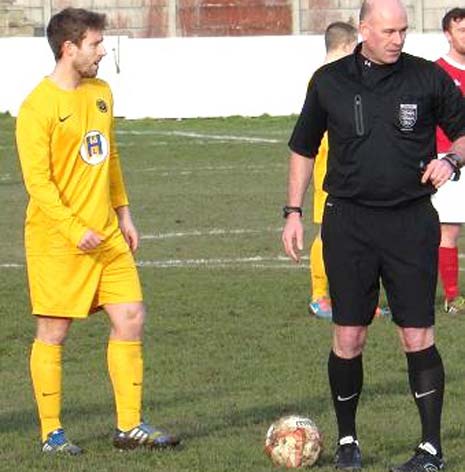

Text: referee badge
xmin=398 ymin=103 xmax=417 ymax=131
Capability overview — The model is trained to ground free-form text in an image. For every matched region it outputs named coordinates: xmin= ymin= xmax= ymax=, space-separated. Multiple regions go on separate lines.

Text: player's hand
xmin=78 ymin=229 xmax=103 ymax=251
xmin=421 ymin=158 xmax=454 ymax=188
xmin=117 ymin=208 xmax=139 ymax=253
xmin=282 ymin=214 xmax=304 ymax=263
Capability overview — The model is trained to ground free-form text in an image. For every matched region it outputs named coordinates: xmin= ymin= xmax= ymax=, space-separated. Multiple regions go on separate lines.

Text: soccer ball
xmin=264 ymin=415 xmax=323 ymax=468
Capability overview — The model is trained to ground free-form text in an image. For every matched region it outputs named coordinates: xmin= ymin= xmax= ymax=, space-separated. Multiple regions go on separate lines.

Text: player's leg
xmin=382 ymin=200 xmax=444 ymax=471
xmin=438 ymin=223 xmax=464 ymax=313
xmin=322 ymin=198 xmax=381 ymax=470
xmin=389 ymin=327 xmax=445 ymax=472
xmin=330 ymin=326 xmax=366 ymax=471
xmin=309 ymin=230 xmax=332 ymax=318
xmin=27 ymin=252 xmax=100 ymax=454
xmin=31 ymin=316 xmax=81 ymax=454
xmin=99 ymin=248 xmax=180 ymax=450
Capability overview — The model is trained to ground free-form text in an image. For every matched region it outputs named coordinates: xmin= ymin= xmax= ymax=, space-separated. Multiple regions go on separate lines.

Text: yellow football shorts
xmin=26 ymin=245 xmax=143 ymax=318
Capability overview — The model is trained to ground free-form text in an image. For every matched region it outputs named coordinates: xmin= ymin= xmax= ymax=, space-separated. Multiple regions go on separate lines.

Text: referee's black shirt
xmin=289 ymin=43 xmax=465 ymax=207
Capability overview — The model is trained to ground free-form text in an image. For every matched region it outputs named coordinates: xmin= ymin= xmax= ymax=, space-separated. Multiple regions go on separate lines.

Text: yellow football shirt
xmin=312 ymin=133 xmax=328 ymax=224
xmin=16 ymin=77 xmax=128 ymax=255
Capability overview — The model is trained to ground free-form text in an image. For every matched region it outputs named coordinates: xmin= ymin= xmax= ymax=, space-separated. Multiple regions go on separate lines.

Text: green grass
xmin=1 ymin=113 xmax=465 ymax=471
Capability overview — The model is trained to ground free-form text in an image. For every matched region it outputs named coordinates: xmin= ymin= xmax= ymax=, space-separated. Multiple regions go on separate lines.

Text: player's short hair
xmin=47 ymin=7 xmax=107 ymax=61
xmin=324 ymin=22 xmax=358 ymax=53
xmin=442 ymin=7 xmax=465 ymax=32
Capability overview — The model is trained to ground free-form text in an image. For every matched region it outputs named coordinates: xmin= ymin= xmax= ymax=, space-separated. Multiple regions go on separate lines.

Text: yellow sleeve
xmin=16 ymin=103 xmax=88 ymax=247
xmin=108 ymin=94 xmax=129 ymax=209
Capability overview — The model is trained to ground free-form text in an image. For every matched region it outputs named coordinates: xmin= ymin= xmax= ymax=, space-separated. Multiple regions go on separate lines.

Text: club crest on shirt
xmin=96 ymin=98 xmax=108 ymax=113
xmin=398 ymin=103 xmax=417 ymax=131
xmin=80 ymin=131 xmax=109 ymax=165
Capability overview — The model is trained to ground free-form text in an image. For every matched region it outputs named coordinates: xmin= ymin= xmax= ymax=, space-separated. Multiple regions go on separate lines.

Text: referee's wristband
xmin=440 ymin=153 xmax=462 ymax=181
xmin=283 ymin=206 xmax=303 ymax=218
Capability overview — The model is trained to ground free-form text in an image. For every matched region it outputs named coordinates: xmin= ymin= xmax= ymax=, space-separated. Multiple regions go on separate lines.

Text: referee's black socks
xmin=406 ymin=344 xmax=444 ymax=457
xmin=328 ymin=350 xmax=363 ymax=442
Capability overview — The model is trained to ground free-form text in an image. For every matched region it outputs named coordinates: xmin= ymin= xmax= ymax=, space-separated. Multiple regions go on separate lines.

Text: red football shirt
xmin=436 ymin=56 xmax=465 ymax=153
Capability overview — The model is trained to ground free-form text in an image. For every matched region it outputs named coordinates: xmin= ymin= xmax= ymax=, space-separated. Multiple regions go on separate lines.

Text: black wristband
xmin=441 ymin=154 xmax=461 ymax=182
xmin=283 ymin=206 xmax=303 ymax=218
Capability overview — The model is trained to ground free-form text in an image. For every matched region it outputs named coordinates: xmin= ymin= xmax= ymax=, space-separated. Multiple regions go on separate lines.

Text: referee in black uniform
xmin=282 ymin=0 xmax=465 ymax=471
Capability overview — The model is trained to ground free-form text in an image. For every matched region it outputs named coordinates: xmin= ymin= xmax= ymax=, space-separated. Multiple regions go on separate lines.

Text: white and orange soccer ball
xmin=264 ymin=415 xmax=323 ymax=468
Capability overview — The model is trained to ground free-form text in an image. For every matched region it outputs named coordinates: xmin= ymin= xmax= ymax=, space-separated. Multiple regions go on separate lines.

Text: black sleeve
xmin=433 ymin=64 xmax=465 ymax=142
xmin=288 ymin=71 xmax=327 ymax=158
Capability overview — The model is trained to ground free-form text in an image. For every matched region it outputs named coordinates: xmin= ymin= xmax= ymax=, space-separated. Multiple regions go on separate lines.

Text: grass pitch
xmin=1 ymin=113 xmax=465 ymax=471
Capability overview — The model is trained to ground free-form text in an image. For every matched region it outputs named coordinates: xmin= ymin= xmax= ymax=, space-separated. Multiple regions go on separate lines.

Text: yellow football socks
xmin=310 ymin=235 xmax=328 ymax=300
xmin=107 ymin=340 xmax=143 ymax=432
xmin=30 ymin=339 xmax=62 ymax=441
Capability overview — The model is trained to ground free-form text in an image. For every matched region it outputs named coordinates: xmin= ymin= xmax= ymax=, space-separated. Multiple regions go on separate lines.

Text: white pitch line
xmin=3 ymin=255 xmax=465 ymax=270
xmin=141 ymin=227 xmax=282 ymax=240
xmin=137 ymin=255 xmax=308 ymax=268
xmin=116 ymin=129 xmax=283 ymax=144
xmin=133 ymin=163 xmax=285 ymax=174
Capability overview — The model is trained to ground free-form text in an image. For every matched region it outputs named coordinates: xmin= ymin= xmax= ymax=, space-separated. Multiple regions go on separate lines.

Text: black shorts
xmin=321 ymin=196 xmax=440 ymax=327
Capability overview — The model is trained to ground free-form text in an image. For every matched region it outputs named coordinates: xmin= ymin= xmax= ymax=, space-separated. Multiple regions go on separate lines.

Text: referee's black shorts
xmin=321 ymin=196 xmax=440 ymax=327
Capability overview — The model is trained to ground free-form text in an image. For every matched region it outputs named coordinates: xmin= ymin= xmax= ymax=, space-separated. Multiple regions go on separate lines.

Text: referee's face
xmin=360 ymin=2 xmax=408 ymax=65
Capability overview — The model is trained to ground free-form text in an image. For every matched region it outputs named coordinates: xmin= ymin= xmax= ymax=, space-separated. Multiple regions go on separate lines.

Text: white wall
xmin=0 ymin=33 xmax=449 ymax=119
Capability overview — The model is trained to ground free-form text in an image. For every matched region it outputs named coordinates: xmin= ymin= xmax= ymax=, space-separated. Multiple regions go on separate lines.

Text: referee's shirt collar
xmin=349 ymin=42 xmax=402 ymax=85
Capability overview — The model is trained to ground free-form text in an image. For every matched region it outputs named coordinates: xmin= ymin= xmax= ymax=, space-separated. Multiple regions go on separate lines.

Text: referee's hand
xmin=421 ymin=158 xmax=454 ymax=188
xmin=282 ymin=214 xmax=304 ymax=263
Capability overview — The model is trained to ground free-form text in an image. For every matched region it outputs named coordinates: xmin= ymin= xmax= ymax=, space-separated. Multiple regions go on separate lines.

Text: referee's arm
xmin=282 ymin=152 xmax=315 ymax=262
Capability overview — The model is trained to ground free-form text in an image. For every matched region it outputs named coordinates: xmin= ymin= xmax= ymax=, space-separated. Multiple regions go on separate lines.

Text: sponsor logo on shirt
xmin=398 ymin=103 xmax=417 ymax=131
xmin=80 ymin=131 xmax=109 ymax=165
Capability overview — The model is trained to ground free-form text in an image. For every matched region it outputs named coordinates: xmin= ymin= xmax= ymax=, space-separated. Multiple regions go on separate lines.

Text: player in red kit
xmin=432 ymin=8 xmax=465 ymax=315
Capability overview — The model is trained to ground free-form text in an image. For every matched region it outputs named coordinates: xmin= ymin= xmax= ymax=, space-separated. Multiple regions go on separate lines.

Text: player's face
xmin=360 ymin=4 xmax=408 ymax=64
xmin=73 ymin=29 xmax=106 ymax=78
xmin=445 ymin=18 xmax=465 ymax=57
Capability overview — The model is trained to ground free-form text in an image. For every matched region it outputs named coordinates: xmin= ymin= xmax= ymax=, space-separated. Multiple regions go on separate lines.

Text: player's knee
xmin=400 ymin=327 xmax=434 ymax=352
xmin=333 ymin=325 xmax=367 ymax=358
xmin=35 ymin=316 xmax=72 ymax=345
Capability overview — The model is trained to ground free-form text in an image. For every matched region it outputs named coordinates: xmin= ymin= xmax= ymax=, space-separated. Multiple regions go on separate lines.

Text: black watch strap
xmin=441 ymin=153 xmax=462 ymax=181
xmin=283 ymin=206 xmax=303 ymax=218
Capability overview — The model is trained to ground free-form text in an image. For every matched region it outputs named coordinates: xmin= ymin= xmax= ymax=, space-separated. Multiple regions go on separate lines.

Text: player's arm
xmin=16 ymin=103 xmax=94 ymax=249
xmin=107 ymin=93 xmax=138 ymax=251
xmin=282 ymin=153 xmax=315 ymax=262
xmin=282 ymin=73 xmax=327 ymax=262
xmin=423 ymin=67 xmax=465 ymax=187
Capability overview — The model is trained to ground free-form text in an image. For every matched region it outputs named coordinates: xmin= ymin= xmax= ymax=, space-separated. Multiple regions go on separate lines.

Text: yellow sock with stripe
xmin=30 ymin=339 xmax=62 ymax=442
xmin=310 ymin=235 xmax=328 ymax=300
xmin=107 ymin=340 xmax=143 ymax=432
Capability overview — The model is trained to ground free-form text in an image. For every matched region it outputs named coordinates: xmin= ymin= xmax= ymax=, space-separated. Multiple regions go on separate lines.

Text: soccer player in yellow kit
xmin=308 ymin=22 xmax=358 ymax=319
xmin=16 ymin=8 xmax=179 ymax=454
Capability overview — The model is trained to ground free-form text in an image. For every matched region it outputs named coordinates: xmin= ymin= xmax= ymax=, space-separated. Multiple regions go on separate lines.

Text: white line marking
xmin=137 ymin=256 xmax=301 ymax=267
xmin=116 ymin=129 xmax=283 ymax=144
xmin=141 ymin=227 xmax=282 ymax=240
xmin=132 ymin=163 xmax=285 ymax=174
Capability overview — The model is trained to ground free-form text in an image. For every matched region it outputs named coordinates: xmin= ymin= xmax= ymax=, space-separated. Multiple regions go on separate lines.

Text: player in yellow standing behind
xmin=308 ymin=22 xmax=358 ymax=319
xmin=16 ymin=8 xmax=180 ymax=454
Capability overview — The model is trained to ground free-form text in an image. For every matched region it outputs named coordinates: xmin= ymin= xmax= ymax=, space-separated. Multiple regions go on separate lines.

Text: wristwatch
xmin=441 ymin=153 xmax=462 ymax=182
xmin=283 ymin=206 xmax=303 ymax=218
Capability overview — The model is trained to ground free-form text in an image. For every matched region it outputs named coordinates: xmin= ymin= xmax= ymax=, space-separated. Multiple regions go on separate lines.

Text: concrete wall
xmin=0 ymin=0 xmax=461 ymax=37
xmin=0 ymin=33 xmax=448 ymax=119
